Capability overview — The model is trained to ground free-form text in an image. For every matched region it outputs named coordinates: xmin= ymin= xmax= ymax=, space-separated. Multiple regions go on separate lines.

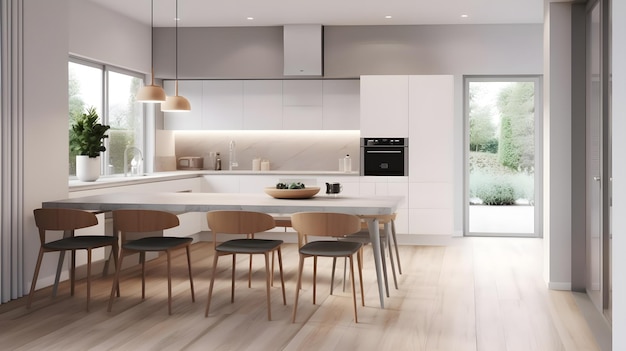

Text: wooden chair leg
xmin=186 ymin=245 xmax=195 ymax=302
xmin=348 ymin=255 xmax=358 ymax=323
xmin=70 ymin=250 xmax=76 ymax=296
xmin=312 ymin=256 xmax=318 ymax=305
xmin=86 ymin=249 xmax=92 ymax=312
xmin=357 ymin=250 xmax=365 ymax=306
xmin=27 ymin=249 xmax=45 ymax=308
xmin=292 ymin=255 xmax=305 ymax=323
xmin=387 ymin=234 xmax=398 ymax=290
xmin=205 ymin=253 xmax=220 ymax=317
xmin=330 ymin=257 xmax=337 ymax=295
xmin=276 ymin=247 xmax=286 ymax=305
xmin=231 ymin=254 xmax=236 ymax=303
xmin=108 ymin=250 xmax=126 ymax=312
xmin=112 ymin=242 xmax=120 ymax=297
xmin=264 ymin=253 xmax=272 ymax=321
xmin=166 ymin=251 xmax=172 ymax=315
xmin=140 ymin=252 xmax=146 ymax=300
xmin=248 ymin=253 xmax=253 ymax=288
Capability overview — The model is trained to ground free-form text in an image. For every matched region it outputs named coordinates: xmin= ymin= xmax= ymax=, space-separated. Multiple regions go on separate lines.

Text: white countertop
xmin=69 ymin=170 xmax=359 ymax=192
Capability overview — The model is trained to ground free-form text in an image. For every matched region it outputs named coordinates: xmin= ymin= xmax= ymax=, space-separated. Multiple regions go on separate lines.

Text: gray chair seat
xmin=44 ymin=235 xmax=117 ymax=250
xmin=216 ymin=238 xmax=283 ymax=254
xmin=123 ymin=236 xmax=192 ymax=251
xmin=299 ymin=241 xmax=362 ymax=257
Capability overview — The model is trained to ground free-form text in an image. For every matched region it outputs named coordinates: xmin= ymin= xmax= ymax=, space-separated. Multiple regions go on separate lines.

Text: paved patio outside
xmin=469 ymin=205 xmax=535 ymax=234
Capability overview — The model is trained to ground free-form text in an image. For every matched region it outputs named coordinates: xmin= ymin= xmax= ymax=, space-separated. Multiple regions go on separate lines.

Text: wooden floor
xmin=0 ymin=237 xmax=601 ymax=351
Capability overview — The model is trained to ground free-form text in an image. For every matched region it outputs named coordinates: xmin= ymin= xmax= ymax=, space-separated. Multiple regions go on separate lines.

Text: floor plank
xmin=0 ymin=238 xmax=601 ymax=350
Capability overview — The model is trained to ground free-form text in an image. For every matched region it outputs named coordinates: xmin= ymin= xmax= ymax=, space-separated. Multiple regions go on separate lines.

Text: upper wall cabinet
xmin=323 ymin=80 xmax=360 ymax=130
xmin=163 ymin=80 xmax=203 ymax=130
xmin=243 ymin=80 xmax=283 ymax=130
xmin=163 ymin=79 xmax=359 ymax=131
xmin=202 ymin=81 xmax=244 ymax=130
xmin=360 ymin=75 xmax=409 ymax=137
xmin=283 ymin=80 xmax=323 ymax=129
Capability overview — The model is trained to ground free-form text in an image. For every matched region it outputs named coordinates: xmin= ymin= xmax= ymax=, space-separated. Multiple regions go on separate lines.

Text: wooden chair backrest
xmin=206 ymin=211 xmax=276 ymax=236
xmin=290 ymin=212 xmax=361 ymax=238
xmin=112 ymin=209 xmax=179 ymax=242
xmin=33 ymin=208 xmax=98 ymax=243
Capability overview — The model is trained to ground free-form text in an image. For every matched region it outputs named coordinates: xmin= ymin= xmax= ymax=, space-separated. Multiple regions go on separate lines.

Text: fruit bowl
xmin=264 ymin=186 xmax=320 ymax=199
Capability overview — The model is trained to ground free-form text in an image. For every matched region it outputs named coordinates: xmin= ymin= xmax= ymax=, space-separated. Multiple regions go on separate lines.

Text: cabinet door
xmin=243 ymin=80 xmax=283 ymax=130
xmin=283 ymin=80 xmax=323 ymax=129
xmin=202 ymin=81 xmax=243 ymax=130
xmin=408 ymin=75 xmax=454 ymax=183
xmin=322 ymin=80 xmax=360 ymax=130
xmin=360 ymin=75 xmax=409 ymax=137
xmin=163 ymin=80 xmax=203 ymax=130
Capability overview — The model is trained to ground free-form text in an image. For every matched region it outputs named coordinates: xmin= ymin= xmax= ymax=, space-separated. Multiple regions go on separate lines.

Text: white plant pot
xmin=76 ymin=155 xmax=101 ymax=182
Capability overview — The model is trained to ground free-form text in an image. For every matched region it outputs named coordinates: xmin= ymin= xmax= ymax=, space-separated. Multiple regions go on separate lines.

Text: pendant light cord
xmin=150 ymin=0 xmax=155 ymax=85
xmin=175 ymin=0 xmax=179 ymax=91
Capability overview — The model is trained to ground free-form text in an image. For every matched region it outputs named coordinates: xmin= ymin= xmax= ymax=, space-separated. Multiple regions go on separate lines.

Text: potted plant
xmin=70 ymin=107 xmax=110 ymax=181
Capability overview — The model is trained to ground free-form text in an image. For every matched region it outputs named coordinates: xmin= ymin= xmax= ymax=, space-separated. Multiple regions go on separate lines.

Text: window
xmin=68 ymin=58 xmax=144 ymax=176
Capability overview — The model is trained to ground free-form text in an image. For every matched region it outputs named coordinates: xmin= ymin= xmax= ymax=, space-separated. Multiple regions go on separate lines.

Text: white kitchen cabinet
xmin=243 ymin=80 xmax=283 ymax=130
xmin=202 ymin=81 xmax=244 ymax=130
xmin=163 ymin=80 xmax=203 ymax=130
xmin=283 ymin=80 xmax=323 ymax=106
xmin=283 ymin=106 xmax=323 ymax=130
xmin=408 ymin=75 xmax=454 ymax=183
xmin=282 ymin=80 xmax=323 ymax=129
xmin=322 ymin=80 xmax=359 ymax=130
xmin=360 ymin=75 xmax=409 ymax=138
xmin=407 ymin=75 xmax=454 ymax=236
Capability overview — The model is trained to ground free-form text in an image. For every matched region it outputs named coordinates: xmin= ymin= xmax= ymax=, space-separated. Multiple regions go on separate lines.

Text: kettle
xmin=325 ymin=182 xmax=342 ymax=195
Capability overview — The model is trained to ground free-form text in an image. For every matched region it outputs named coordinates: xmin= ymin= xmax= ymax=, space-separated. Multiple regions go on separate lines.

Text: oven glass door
xmin=362 ymin=147 xmax=406 ymax=176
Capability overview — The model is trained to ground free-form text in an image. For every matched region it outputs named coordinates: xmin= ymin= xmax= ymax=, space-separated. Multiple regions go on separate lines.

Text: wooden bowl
xmin=264 ymin=187 xmax=320 ymax=199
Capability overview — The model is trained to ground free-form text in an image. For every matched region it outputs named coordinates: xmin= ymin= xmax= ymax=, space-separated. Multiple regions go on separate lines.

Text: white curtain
xmin=0 ymin=0 xmax=25 ymax=304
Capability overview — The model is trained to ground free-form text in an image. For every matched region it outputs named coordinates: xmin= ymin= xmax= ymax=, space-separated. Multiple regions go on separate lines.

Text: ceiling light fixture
xmin=385 ymin=15 xmax=392 ymax=19
xmin=161 ymin=0 xmax=191 ymax=112
xmin=247 ymin=17 xmax=254 ymax=20
xmin=461 ymin=14 xmax=469 ymax=18
xmin=136 ymin=0 xmax=167 ymax=103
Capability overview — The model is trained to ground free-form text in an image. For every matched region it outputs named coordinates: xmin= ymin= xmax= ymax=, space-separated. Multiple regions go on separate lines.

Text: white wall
xmin=612 ymin=0 xmax=625 ymax=347
xmin=68 ymin=0 xmax=150 ymax=74
xmin=22 ymin=0 xmax=71 ymax=292
xmin=542 ymin=3 xmax=573 ymax=290
xmin=20 ymin=0 xmax=151 ymax=293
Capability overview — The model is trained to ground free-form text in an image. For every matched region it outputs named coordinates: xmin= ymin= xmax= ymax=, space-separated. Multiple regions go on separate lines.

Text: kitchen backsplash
xmin=157 ymin=130 xmax=360 ymax=172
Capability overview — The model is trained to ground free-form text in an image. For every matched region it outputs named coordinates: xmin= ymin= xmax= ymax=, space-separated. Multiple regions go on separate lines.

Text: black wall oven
xmin=360 ymin=138 xmax=408 ymax=176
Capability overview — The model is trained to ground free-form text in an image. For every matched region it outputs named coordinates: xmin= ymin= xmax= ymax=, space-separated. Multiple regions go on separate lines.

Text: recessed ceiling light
xmin=385 ymin=15 xmax=392 ymax=19
xmin=247 ymin=16 xmax=254 ymax=20
xmin=175 ymin=17 xmax=181 ymax=21
xmin=461 ymin=14 xmax=469 ymax=18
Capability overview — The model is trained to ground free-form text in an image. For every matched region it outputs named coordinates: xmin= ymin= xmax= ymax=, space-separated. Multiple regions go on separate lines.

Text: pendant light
xmin=136 ymin=0 xmax=167 ymax=103
xmin=161 ymin=0 xmax=191 ymax=112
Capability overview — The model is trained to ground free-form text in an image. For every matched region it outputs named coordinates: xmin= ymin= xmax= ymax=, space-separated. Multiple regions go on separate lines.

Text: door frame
xmin=463 ymin=75 xmax=543 ymax=237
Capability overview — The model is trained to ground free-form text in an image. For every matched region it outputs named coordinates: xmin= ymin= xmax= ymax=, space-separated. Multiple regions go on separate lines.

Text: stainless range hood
xmin=283 ymin=24 xmax=323 ymax=76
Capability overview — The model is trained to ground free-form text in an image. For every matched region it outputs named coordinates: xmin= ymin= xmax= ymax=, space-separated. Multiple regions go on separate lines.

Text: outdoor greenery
xmin=469 ymin=82 xmax=535 ymax=206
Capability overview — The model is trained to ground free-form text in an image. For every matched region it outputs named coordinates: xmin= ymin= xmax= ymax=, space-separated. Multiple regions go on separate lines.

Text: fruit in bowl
xmin=276 ymin=182 xmax=305 ymax=189
xmin=265 ymin=184 xmax=320 ymax=199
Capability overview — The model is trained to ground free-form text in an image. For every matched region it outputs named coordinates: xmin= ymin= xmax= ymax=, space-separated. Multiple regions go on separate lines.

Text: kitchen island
xmin=43 ymin=192 xmax=403 ymax=308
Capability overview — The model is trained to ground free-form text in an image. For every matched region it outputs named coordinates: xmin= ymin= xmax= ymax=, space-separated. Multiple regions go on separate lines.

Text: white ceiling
xmin=87 ymin=0 xmax=544 ymax=28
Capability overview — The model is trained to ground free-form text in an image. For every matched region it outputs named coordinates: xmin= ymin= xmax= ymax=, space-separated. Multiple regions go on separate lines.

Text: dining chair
xmin=333 ymin=213 xmax=400 ymax=297
xmin=108 ymin=209 xmax=195 ymax=315
xmin=290 ymin=212 xmax=364 ymax=323
xmin=205 ymin=210 xmax=286 ymax=321
xmin=28 ymin=208 xmax=119 ymax=311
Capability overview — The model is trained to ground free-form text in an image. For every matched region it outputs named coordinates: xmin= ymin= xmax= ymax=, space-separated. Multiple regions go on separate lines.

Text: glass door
xmin=465 ymin=77 xmax=542 ymax=237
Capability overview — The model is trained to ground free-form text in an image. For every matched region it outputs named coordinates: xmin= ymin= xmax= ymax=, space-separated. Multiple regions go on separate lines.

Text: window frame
xmin=69 ymin=56 xmax=147 ymax=177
